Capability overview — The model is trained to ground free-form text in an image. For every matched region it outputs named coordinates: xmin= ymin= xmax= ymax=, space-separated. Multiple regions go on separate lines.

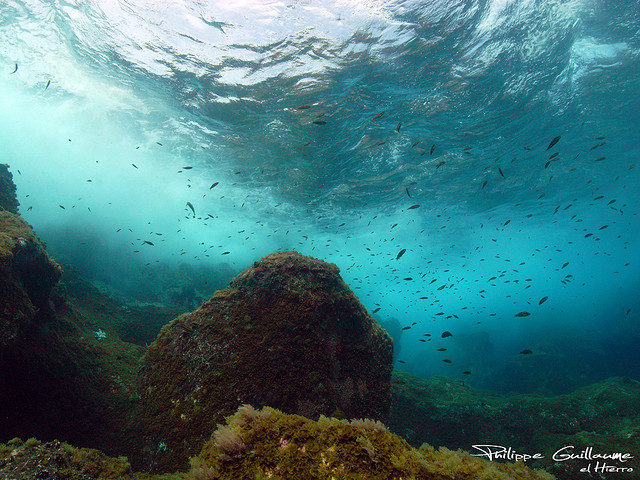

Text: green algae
xmin=188 ymin=405 xmax=555 ymax=480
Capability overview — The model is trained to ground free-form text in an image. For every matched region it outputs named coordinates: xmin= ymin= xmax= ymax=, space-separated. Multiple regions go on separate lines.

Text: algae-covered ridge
xmin=188 ymin=404 xmax=555 ymax=480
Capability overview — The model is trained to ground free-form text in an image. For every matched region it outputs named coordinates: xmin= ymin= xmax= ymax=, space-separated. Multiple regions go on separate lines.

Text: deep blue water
xmin=1 ymin=0 xmax=639 ymax=392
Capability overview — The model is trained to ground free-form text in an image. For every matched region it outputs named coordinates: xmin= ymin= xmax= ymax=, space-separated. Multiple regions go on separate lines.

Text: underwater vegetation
xmin=186 ymin=404 xmax=555 ymax=480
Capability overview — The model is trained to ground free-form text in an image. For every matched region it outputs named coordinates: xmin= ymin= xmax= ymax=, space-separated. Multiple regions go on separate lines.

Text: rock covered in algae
xmin=188 ymin=404 xmax=556 ymax=480
xmin=0 ymin=164 xmax=19 ymax=214
xmin=139 ymin=251 xmax=393 ymax=472
xmin=0 ymin=438 xmax=186 ymax=480
xmin=0 ymin=166 xmax=61 ymax=349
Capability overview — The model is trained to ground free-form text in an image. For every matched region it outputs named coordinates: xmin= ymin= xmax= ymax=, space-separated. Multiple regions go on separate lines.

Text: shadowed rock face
xmin=139 ymin=251 xmax=393 ymax=472
xmin=0 ymin=164 xmax=19 ymax=214
xmin=0 ymin=166 xmax=61 ymax=349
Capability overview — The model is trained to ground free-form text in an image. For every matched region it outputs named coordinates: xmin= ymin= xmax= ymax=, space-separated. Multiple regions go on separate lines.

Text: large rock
xmin=0 ymin=170 xmax=61 ymax=348
xmin=139 ymin=251 xmax=393 ymax=471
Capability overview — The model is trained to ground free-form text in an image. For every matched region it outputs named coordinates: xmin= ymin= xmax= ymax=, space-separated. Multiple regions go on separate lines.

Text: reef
xmin=0 ymin=438 xmax=185 ymax=480
xmin=139 ymin=250 xmax=394 ymax=472
xmin=389 ymin=371 xmax=640 ymax=480
xmin=0 ymin=408 xmax=555 ymax=480
xmin=189 ymin=404 xmax=555 ymax=480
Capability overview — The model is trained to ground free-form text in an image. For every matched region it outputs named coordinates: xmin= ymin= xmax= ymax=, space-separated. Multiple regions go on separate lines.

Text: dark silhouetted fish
xmin=520 ymin=349 xmax=533 ymax=354
xmin=430 ymin=144 xmax=435 ymax=155
xmin=297 ymin=104 xmax=311 ymax=109
xmin=406 ymin=187 xmax=411 ymax=198
xmin=408 ymin=204 xmax=420 ymax=210
xmin=515 ymin=311 xmax=530 ymax=317
xmin=441 ymin=331 xmax=452 ymax=338
xmin=396 ymin=122 xmax=402 ymax=132
xmin=312 ymin=120 xmax=326 ymax=125
xmin=396 ymin=248 xmax=406 ymax=259
xmin=210 ymin=182 xmax=219 ymax=189
xmin=372 ymin=112 xmax=384 ymax=120
xmin=186 ymin=201 xmax=195 ymax=216
xmin=412 ymin=141 xmax=419 ymax=148
xmin=221 ymin=251 xmax=230 ymax=255
xmin=372 ymin=307 xmax=381 ymax=313
xmin=10 ymin=63 xmax=17 ymax=74
xmin=539 ymin=296 xmax=548 ymax=305
xmin=547 ymin=136 xmax=561 ymax=150
xmin=143 ymin=240 xmax=154 ymax=246
xmin=45 ymin=80 xmax=50 ymax=89
xmin=499 ymin=167 xmax=505 ymax=178
xmin=443 ymin=359 xmax=452 ymax=363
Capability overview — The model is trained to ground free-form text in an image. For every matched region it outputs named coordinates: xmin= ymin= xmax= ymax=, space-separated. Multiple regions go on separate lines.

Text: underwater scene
xmin=1 ymin=0 xmax=639 ymax=479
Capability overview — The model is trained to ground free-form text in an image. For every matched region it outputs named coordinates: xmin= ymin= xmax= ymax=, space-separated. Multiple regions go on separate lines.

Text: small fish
xmin=412 ymin=141 xmax=420 ymax=148
xmin=372 ymin=307 xmax=381 ymax=313
xmin=520 ymin=349 xmax=533 ymax=354
xmin=539 ymin=296 xmax=548 ymax=305
xmin=210 ymin=182 xmax=219 ymax=189
xmin=396 ymin=248 xmax=406 ymax=259
xmin=407 ymin=204 xmax=420 ymax=210
xmin=297 ymin=104 xmax=311 ymax=109
xmin=132 ymin=163 xmax=138 ymax=169
xmin=430 ymin=144 xmax=435 ymax=155
xmin=372 ymin=112 xmax=384 ymax=120
xmin=498 ymin=167 xmax=505 ymax=178
xmin=524 ymin=146 xmax=531 ymax=151
xmin=303 ymin=142 xmax=310 ymax=147
xmin=441 ymin=331 xmax=452 ymax=338
xmin=545 ymin=161 xmax=551 ymax=169
xmin=435 ymin=161 xmax=445 ymax=169
xmin=561 ymin=262 xmax=569 ymax=269
xmin=59 ymin=204 xmax=65 ymax=209
xmin=403 ymin=277 xmax=413 ymax=281
xmin=595 ymin=157 xmax=605 ymax=162
xmin=462 ymin=371 xmax=471 ymax=375
xmin=186 ymin=201 xmax=195 ymax=216
xmin=437 ymin=348 xmax=447 ymax=352
xmin=442 ymin=359 xmax=452 ymax=363
xmin=515 ymin=311 xmax=531 ymax=317
xmin=405 ymin=188 xmax=411 ymax=198
xmin=398 ymin=360 xmax=406 ymax=364
xmin=221 ymin=251 xmax=230 ymax=255
xmin=45 ymin=80 xmax=51 ymax=89
xmin=183 ymin=166 xmax=193 ymax=170
xmin=10 ymin=63 xmax=17 ymax=74
xmin=402 ymin=326 xmax=412 ymax=330
xmin=312 ymin=120 xmax=326 ymax=125
xmin=143 ymin=240 xmax=154 ymax=246
xmin=482 ymin=180 xmax=488 ymax=189
xmin=547 ymin=136 xmax=561 ymax=150
xmin=396 ymin=122 xmax=402 ymax=132
xmin=598 ymin=225 xmax=608 ymax=230
xmin=27 ymin=206 xmax=32 ymax=211
xmin=503 ymin=219 xmax=510 ymax=226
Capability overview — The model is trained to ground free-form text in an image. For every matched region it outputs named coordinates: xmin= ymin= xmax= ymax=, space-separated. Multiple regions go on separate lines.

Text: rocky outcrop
xmin=139 ymin=251 xmax=393 ymax=472
xmin=0 ymin=167 xmax=61 ymax=349
xmin=0 ymin=164 xmax=19 ymax=214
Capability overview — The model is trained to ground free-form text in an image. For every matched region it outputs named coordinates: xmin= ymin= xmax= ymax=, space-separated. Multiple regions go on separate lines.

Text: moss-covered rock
xmin=0 ymin=438 xmax=186 ymax=480
xmin=0 ymin=164 xmax=19 ymax=214
xmin=139 ymin=251 xmax=393 ymax=472
xmin=0 ymin=209 xmax=61 ymax=348
xmin=189 ymin=404 xmax=556 ymax=480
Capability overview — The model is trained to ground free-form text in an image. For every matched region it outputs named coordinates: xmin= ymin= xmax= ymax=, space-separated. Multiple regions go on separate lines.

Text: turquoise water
xmin=1 ymin=0 xmax=639 ymax=391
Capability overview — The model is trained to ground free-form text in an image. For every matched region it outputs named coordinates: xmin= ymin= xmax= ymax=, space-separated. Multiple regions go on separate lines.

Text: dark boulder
xmin=139 ymin=251 xmax=393 ymax=471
